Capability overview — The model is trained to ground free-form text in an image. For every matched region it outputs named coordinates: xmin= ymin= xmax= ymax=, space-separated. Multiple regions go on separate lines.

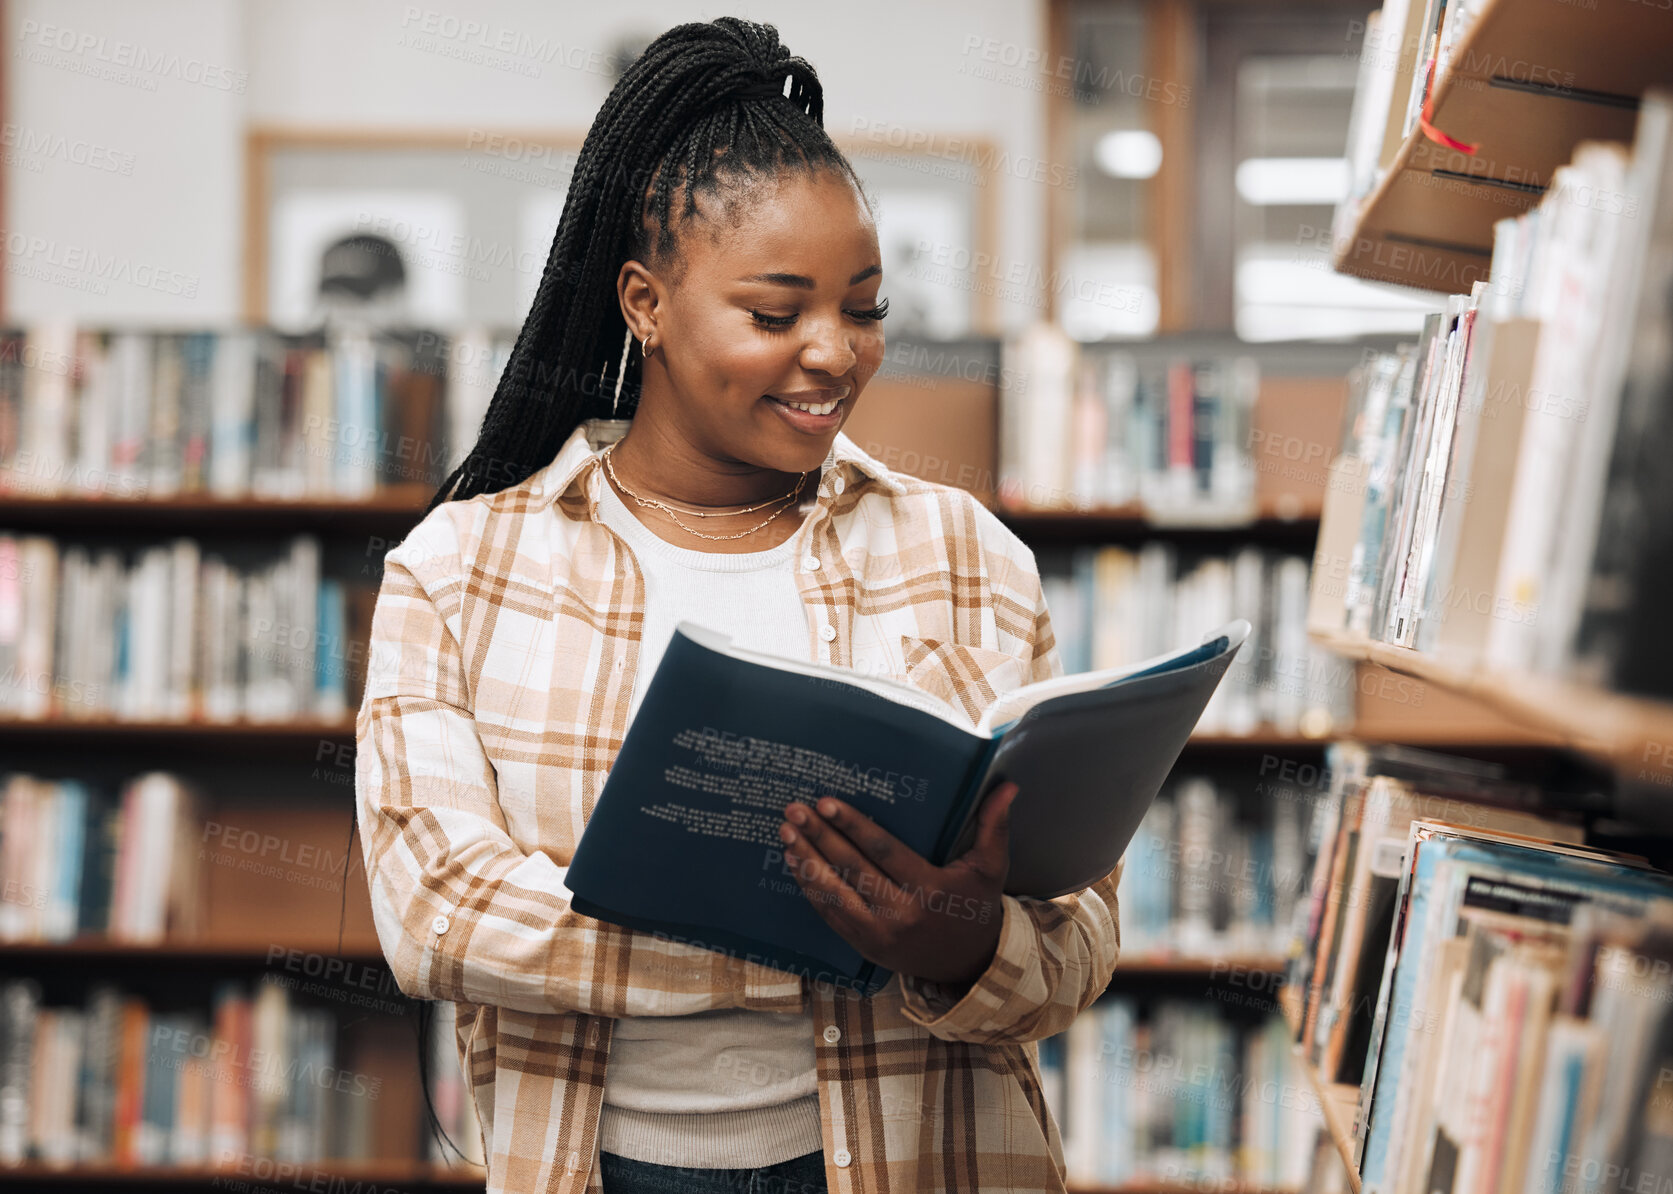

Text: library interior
xmin=3 ymin=1 xmax=1673 ymax=1192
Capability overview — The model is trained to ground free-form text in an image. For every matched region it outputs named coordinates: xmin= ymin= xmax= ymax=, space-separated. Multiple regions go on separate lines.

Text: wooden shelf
xmin=1077 ymin=1177 xmax=1298 ymax=1183
xmin=0 ymin=714 xmax=1568 ymax=757
xmin=0 ymin=1161 xmax=482 ymax=1187
xmin=1112 ymin=953 xmax=1287 ymax=975
xmin=997 ymin=499 xmax=1321 ymax=542
xmin=0 ymin=715 xmax=358 ymax=744
xmin=0 ymin=1165 xmax=1285 ymax=1193
xmin=2 ymin=942 xmax=1288 ymax=979
xmin=1334 ymin=0 xmax=1673 ymax=292
xmin=1280 ymin=988 xmax=1362 ymax=1193
xmin=0 ymin=939 xmax=386 ymax=965
xmin=0 ymin=485 xmax=433 ymax=530
xmin=1311 ymin=627 xmax=1673 ymax=772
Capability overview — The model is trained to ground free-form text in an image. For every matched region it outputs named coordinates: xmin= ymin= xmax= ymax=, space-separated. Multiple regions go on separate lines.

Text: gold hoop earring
xmin=641 ymin=335 xmax=653 ymax=358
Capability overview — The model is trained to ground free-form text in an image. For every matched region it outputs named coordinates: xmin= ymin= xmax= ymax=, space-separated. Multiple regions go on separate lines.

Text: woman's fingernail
xmin=817 ymin=798 xmax=838 ymax=818
xmin=781 ymin=823 xmax=797 ymax=844
xmin=787 ymin=804 xmax=807 ymax=824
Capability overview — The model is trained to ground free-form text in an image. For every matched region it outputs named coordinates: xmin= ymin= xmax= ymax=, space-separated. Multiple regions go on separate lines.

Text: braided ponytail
xmin=427 ymin=17 xmax=863 ymax=512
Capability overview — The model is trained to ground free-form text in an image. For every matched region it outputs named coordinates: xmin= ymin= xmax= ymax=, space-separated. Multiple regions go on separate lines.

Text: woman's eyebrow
xmin=739 ymin=264 xmax=883 ymax=289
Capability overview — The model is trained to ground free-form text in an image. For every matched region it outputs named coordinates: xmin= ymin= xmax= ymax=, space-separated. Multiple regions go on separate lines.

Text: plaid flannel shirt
xmin=355 ymin=419 xmax=1124 ymax=1193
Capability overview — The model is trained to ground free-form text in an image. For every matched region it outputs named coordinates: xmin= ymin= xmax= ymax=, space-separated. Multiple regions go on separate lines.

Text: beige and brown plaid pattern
xmin=356 ymin=420 xmax=1123 ymax=1193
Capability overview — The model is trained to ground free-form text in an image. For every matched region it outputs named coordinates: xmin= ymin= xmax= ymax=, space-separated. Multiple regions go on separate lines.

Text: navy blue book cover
xmin=567 ymin=623 xmax=1245 ymax=995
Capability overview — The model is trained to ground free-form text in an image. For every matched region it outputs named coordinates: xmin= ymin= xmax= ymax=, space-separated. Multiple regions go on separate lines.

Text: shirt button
xmin=832 ymin=476 xmax=845 ymax=495
xmin=431 ymin=915 xmax=450 ymax=935
xmin=565 ymin=1151 xmax=581 ymax=1172
xmin=803 ymin=555 xmax=821 ymax=572
xmin=834 ymin=1147 xmax=852 ymax=1167
xmin=819 ymin=624 xmax=836 ymax=642
xmin=822 ymin=1024 xmax=841 ymax=1044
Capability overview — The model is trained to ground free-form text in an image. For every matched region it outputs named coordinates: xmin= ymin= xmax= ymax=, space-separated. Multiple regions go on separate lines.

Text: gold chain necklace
xmin=601 ymin=443 xmax=810 ymax=542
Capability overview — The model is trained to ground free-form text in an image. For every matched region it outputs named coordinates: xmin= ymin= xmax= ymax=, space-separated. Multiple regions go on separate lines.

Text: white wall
xmin=9 ymin=0 xmax=1051 ymax=327
xmin=7 ymin=0 xmax=246 ymax=321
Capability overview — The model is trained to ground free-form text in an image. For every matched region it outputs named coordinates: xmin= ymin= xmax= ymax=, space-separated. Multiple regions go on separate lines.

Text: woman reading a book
xmin=354 ymin=18 xmax=1123 ymax=1194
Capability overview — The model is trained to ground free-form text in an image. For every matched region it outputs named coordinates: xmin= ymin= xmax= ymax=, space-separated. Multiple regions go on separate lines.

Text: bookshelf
xmin=0 ymin=1162 xmax=486 ymax=1188
xmin=0 ymin=487 xmax=434 ymax=531
xmin=1285 ymin=13 xmax=1673 ymax=1188
xmin=1335 ymin=0 xmax=1673 ymax=291
xmin=1312 ymin=627 xmax=1673 ymax=775
xmin=0 ymin=1167 xmax=1293 ymax=1194
xmin=0 ymin=329 xmax=1508 ymax=1192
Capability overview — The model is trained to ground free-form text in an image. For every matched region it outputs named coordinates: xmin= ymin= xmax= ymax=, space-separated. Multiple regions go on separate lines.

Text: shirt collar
xmin=521 ymin=419 xmax=906 ymax=518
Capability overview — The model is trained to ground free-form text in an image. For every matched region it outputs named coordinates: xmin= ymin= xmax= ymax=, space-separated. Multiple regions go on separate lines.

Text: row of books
xmin=1043 ymin=1001 xmax=1316 ymax=1189
xmin=1312 ymin=93 xmax=1673 ymax=700
xmin=0 ymin=533 xmax=374 ymax=722
xmin=0 ymin=977 xmax=380 ymax=1168
xmin=1287 ymin=742 xmax=1673 ymax=1194
xmin=1337 ymin=0 xmax=1492 ymax=230
xmin=1048 ymin=544 xmax=1354 ymax=737
xmin=0 ymin=772 xmax=202 ymax=944
xmin=0 ymin=324 xmax=494 ymax=501
xmin=1289 ymin=743 xmax=1584 ymax=1086
xmin=999 ymin=323 xmax=1259 ymax=518
xmin=1117 ymin=774 xmax=1308 ymax=960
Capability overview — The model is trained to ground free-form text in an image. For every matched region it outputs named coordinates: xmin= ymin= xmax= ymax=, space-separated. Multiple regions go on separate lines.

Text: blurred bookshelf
xmin=0 ymin=322 xmax=1557 ymax=1188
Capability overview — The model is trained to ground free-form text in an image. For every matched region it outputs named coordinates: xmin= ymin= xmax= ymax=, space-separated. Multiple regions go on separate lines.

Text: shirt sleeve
xmin=354 ymin=508 xmax=805 ymax=1019
xmin=896 ymin=532 xmax=1123 ymax=1042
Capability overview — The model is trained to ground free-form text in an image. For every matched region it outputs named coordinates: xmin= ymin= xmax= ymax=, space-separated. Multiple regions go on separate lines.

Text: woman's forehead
xmin=679 ymin=171 xmax=878 ymax=283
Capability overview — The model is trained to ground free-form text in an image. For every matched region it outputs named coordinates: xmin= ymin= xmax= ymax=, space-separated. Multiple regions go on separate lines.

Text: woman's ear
xmin=617 ymin=259 xmax=660 ymax=343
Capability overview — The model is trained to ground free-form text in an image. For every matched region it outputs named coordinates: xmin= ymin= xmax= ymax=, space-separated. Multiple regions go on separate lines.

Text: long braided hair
xmin=427 ymin=17 xmax=866 ymax=513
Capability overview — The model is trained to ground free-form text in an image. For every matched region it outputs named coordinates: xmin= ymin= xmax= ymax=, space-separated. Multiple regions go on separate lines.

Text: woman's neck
xmin=605 ymin=419 xmax=809 ymax=510
xmin=601 ymin=422 xmax=817 ymax=554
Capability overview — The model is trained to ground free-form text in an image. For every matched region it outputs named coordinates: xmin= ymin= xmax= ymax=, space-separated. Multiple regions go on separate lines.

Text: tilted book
xmin=565 ymin=618 xmax=1249 ymax=996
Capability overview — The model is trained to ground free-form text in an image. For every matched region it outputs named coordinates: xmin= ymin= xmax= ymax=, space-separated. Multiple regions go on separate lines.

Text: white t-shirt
xmin=593 ymin=476 xmax=823 ymax=1169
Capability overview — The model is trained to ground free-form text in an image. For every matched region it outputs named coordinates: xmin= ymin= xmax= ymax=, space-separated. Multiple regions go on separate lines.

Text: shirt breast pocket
xmin=898 ymin=635 xmax=1030 ymax=728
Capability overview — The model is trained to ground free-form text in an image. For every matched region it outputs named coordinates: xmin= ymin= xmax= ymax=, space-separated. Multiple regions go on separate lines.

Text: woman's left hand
xmin=778 ymin=781 xmax=1017 ymax=987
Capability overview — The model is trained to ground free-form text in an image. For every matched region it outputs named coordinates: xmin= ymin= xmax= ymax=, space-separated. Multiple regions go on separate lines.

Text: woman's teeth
xmin=776 ymin=397 xmax=840 ymax=415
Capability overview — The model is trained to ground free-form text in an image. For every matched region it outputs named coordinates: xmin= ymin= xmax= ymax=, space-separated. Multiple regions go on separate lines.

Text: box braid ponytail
xmin=426 ymin=16 xmax=864 ymax=513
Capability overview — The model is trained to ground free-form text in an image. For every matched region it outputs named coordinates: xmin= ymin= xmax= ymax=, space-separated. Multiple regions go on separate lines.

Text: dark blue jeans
xmin=599 ymin=1149 xmax=828 ymax=1193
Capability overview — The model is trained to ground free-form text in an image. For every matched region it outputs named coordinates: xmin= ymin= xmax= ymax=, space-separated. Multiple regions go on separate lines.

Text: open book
xmin=565 ymin=619 xmax=1250 ymax=995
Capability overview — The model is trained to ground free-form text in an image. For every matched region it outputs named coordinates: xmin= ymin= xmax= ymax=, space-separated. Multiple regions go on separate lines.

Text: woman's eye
xmin=749 ymin=298 xmax=889 ymax=330
xmin=848 ymin=297 xmax=890 ymax=322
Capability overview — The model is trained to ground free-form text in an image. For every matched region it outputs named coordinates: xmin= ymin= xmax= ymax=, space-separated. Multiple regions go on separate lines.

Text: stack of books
xmin=0 ymin=772 xmax=203 ymax=944
xmin=999 ymin=323 xmax=1259 ymax=518
xmin=0 ymin=975 xmax=385 ymax=1168
xmin=1312 ymin=91 xmax=1673 ymax=700
xmin=1048 ymin=543 xmax=1353 ymax=736
xmin=1043 ymin=1000 xmax=1317 ymax=1189
xmin=0 ymin=533 xmax=372 ymax=722
xmin=1117 ymin=773 xmax=1309 ymax=960
xmin=0 ymin=325 xmax=456 ymax=500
